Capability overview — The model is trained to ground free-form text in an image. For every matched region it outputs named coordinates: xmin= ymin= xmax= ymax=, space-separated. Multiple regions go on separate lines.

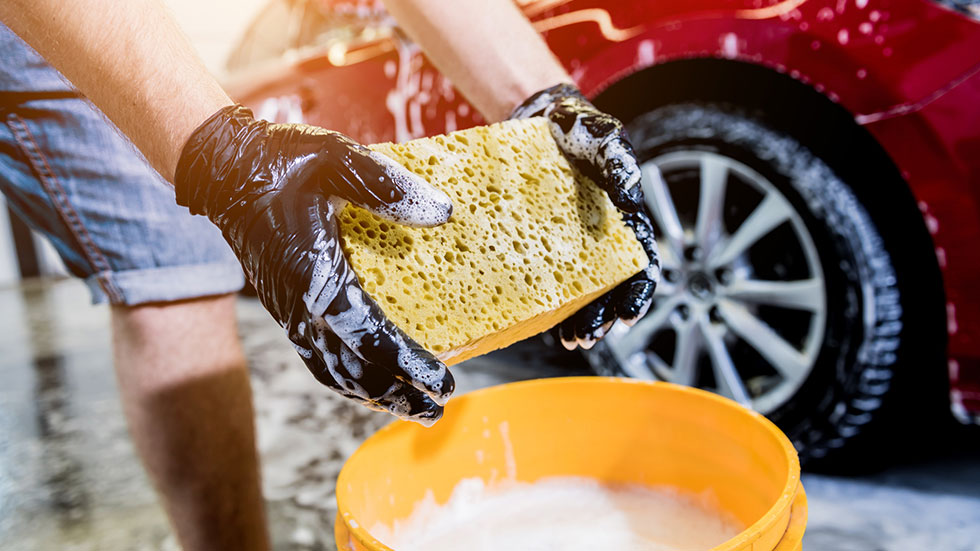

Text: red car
xmin=225 ymin=0 xmax=980 ymax=465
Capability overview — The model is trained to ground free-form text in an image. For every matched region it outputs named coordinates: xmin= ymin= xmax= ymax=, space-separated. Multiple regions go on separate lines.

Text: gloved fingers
xmin=617 ymin=209 xmax=661 ymax=326
xmin=371 ymin=380 xmax=445 ymax=427
xmin=323 ymin=270 xmax=455 ymax=406
xmin=294 ymin=321 xmax=444 ymax=425
xmin=555 ymin=318 xmax=578 ymax=351
xmin=570 ymin=292 xmax=618 ymax=350
xmin=595 ymin=131 xmax=644 ymax=213
xmin=545 ymin=98 xmax=643 ymax=213
xmin=288 ymin=328 xmax=377 ymax=407
xmin=510 ymin=84 xmax=643 ymax=213
xmin=623 ymin=209 xmax=659 ymax=259
xmin=554 ymin=290 xmax=618 ymax=351
xmin=319 ymin=133 xmax=453 ymax=228
xmin=613 ymin=273 xmax=657 ymax=327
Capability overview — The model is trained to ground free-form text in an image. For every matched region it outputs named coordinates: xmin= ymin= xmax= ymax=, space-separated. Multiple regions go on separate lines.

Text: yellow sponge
xmin=340 ymin=117 xmax=647 ymax=365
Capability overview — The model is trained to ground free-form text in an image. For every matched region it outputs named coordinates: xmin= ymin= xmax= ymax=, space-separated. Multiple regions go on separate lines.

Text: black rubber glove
xmin=175 ymin=105 xmax=455 ymax=425
xmin=511 ymin=84 xmax=661 ymax=349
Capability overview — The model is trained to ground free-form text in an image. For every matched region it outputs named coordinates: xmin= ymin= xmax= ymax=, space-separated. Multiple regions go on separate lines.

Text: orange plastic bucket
xmin=335 ymin=377 xmax=806 ymax=550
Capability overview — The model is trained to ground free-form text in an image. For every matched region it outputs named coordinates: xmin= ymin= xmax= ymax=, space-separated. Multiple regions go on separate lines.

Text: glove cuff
xmin=510 ymin=82 xmax=587 ymax=119
xmin=174 ymin=104 xmax=257 ymax=217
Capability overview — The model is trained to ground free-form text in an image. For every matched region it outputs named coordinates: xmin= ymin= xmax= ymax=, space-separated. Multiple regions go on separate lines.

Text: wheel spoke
xmin=613 ymin=295 xmax=683 ymax=357
xmin=657 ymin=241 xmax=682 ymax=271
xmin=670 ymin=320 xmax=700 ymax=386
xmin=642 ymin=163 xmax=684 ymax=256
xmin=653 ymin=242 xmax=681 ymax=296
xmin=698 ymin=317 xmax=751 ymax=406
xmin=644 ymin=350 xmax=673 ymax=379
xmin=709 ymin=193 xmax=793 ymax=268
xmin=724 ymin=278 xmax=824 ymax=312
xmin=654 ymin=279 xmax=678 ymax=297
xmin=717 ymin=299 xmax=811 ymax=382
xmin=695 ymin=155 xmax=728 ymax=254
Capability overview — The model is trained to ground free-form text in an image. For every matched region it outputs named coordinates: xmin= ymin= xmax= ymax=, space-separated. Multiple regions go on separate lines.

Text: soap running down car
xmin=223 ymin=0 xmax=980 ymax=465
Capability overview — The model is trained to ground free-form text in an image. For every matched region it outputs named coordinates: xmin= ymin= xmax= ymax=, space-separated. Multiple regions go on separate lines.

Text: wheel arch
xmin=592 ymin=58 xmax=902 ymax=199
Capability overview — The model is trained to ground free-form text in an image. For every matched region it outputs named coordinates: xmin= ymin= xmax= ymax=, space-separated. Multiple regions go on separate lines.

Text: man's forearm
xmin=0 ymin=0 xmax=232 ymax=181
xmin=382 ymin=0 xmax=572 ymax=122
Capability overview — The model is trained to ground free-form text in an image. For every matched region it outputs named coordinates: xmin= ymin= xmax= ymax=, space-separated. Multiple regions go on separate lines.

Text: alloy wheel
xmin=604 ymin=150 xmax=827 ymax=414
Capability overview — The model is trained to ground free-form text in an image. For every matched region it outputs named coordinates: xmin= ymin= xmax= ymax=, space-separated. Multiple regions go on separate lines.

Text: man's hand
xmin=512 ymin=84 xmax=661 ymax=349
xmin=175 ymin=105 xmax=455 ymax=424
xmin=512 ymin=83 xmax=645 ymax=212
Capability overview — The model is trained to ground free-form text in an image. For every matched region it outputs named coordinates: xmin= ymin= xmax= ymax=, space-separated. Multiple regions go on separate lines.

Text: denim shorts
xmin=0 ymin=25 xmax=244 ymax=305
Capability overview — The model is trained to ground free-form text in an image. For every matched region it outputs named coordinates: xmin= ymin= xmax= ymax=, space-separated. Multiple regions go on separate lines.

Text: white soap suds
xmin=372 ymin=477 xmax=742 ymax=551
xmin=367 ymin=151 xmax=454 ymax=228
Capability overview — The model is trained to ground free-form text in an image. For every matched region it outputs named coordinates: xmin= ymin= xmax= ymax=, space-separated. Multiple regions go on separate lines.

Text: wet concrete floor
xmin=1 ymin=278 xmax=978 ymax=550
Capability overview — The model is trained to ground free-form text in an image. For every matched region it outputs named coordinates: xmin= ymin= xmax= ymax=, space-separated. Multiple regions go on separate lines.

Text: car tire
xmin=584 ymin=103 xmax=944 ymax=469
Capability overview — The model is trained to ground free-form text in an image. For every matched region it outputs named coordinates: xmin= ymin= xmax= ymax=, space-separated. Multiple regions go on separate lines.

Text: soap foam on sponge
xmin=341 ymin=118 xmax=647 ymax=365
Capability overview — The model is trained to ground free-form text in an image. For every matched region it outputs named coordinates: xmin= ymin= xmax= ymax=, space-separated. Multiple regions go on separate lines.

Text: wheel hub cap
xmin=687 ymin=272 xmax=714 ymax=301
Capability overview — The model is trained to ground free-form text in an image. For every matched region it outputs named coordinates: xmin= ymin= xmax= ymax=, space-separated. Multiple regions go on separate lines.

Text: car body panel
xmin=225 ymin=0 xmax=980 ymax=418
xmin=862 ymin=69 xmax=980 ymax=362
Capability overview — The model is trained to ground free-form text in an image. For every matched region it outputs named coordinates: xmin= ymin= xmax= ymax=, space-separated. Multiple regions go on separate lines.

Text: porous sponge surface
xmin=341 ymin=118 xmax=647 ymax=365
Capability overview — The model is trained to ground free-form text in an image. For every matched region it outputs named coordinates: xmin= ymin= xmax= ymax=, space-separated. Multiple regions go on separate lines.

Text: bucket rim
xmin=336 ymin=376 xmax=801 ymax=551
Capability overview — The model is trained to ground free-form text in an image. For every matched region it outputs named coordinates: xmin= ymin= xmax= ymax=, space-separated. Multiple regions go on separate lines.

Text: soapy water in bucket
xmin=371 ymin=476 xmax=742 ymax=551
